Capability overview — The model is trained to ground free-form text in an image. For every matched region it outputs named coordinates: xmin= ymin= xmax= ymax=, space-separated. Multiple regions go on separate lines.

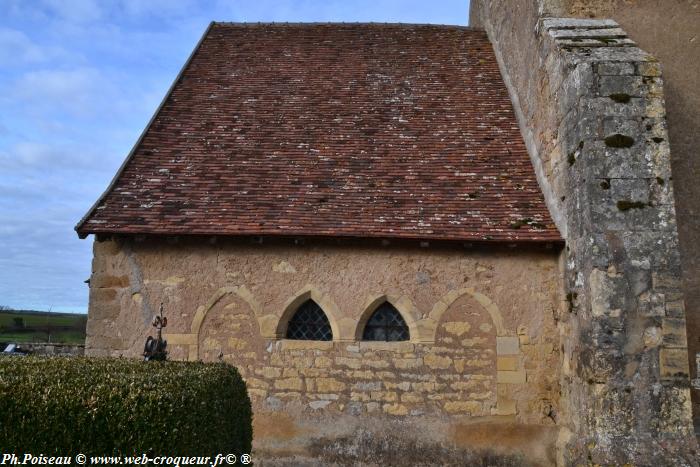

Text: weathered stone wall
xmin=548 ymin=0 xmax=700 ymax=433
xmin=87 ymin=237 xmax=561 ymax=464
xmin=1 ymin=342 xmax=85 ymax=356
xmin=556 ymin=0 xmax=700 ymax=437
xmin=471 ymin=1 xmax=698 ymax=464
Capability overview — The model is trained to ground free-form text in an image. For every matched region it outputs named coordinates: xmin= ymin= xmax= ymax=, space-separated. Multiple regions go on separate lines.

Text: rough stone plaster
xmin=86 ymin=237 xmax=562 ymax=464
xmin=470 ymin=2 xmax=698 ymax=464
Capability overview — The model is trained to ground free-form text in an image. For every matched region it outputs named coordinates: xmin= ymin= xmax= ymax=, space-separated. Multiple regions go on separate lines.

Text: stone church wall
xmin=86 ymin=237 xmax=562 ymax=464
xmin=470 ymin=1 xmax=698 ymax=464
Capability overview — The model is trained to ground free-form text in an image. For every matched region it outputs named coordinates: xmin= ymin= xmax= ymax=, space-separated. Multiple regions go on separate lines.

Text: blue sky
xmin=0 ymin=0 xmax=469 ymax=313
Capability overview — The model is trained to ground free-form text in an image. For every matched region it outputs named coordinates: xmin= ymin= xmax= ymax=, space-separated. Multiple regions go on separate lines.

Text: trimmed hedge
xmin=0 ymin=357 xmax=252 ymax=455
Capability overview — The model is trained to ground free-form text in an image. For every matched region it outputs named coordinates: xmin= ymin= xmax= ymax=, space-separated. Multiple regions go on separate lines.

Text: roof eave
xmin=74 ymin=21 xmax=216 ymax=238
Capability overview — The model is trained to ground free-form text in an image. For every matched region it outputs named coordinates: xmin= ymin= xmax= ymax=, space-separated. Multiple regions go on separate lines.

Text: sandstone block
xmin=315 ymin=356 xmax=332 ymax=368
xmin=401 ymin=392 xmax=423 ymax=403
xmin=497 ymin=398 xmax=517 ymax=416
xmin=274 ymin=377 xmax=303 ymax=391
xmin=443 ymin=401 xmax=482 ymax=414
xmin=497 ymin=356 xmax=519 ymax=371
xmin=351 ymin=370 xmax=375 ymax=379
xmin=497 ymin=370 xmax=526 ymax=384
xmin=394 ymin=358 xmax=422 ymax=369
xmin=384 ymin=381 xmax=410 ymax=391
xmin=260 ymin=366 xmax=281 ymax=379
xmin=449 ymin=380 xmax=476 ymax=391
xmin=364 ymin=359 xmax=391 ymax=369
xmin=280 ymin=339 xmax=333 ymax=351
xmin=443 ymin=321 xmax=471 ymax=336
xmin=335 ymin=356 xmax=361 ymax=369
xmin=227 ymin=337 xmax=247 ymax=350
xmin=316 ymin=377 xmax=345 ymax=392
xmin=350 ymin=392 xmax=370 ymax=402
xmin=370 ymin=391 xmax=398 ymax=402
xmin=383 ymin=403 xmax=408 ymax=416
xmin=496 ymin=336 xmax=520 ymax=355
xmin=412 ymin=382 xmax=437 ymax=392
xmin=424 ymin=353 xmax=452 ymax=369
xmin=245 ymin=377 xmax=269 ymax=389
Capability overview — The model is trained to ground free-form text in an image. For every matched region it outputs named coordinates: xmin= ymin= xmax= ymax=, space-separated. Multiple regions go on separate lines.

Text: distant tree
xmin=13 ymin=317 xmax=24 ymax=329
xmin=0 ymin=305 xmax=11 ymax=311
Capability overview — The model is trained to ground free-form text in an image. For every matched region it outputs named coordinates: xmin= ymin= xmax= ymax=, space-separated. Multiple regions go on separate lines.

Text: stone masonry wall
xmin=545 ymin=0 xmax=700 ymax=436
xmin=471 ymin=1 xmax=698 ymax=464
xmin=87 ymin=237 xmax=561 ymax=464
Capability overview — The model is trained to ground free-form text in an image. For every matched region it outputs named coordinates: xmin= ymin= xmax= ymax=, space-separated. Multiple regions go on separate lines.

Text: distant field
xmin=0 ymin=310 xmax=86 ymax=345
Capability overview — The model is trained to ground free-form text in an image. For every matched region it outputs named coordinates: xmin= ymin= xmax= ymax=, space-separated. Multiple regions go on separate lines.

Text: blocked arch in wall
xmin=429 ymin=287 xmax=506 ymax=339
xmin=165 ymin=285 xmax=263 ymax=361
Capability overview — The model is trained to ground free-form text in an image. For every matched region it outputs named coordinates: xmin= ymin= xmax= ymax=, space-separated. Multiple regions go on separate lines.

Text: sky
xmin=0 ymin=0 xmax=470 ymax=313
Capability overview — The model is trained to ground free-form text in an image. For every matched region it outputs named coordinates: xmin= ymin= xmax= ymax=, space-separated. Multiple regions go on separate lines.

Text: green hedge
xmin=0 ymin=356 xmax=252 ymax=455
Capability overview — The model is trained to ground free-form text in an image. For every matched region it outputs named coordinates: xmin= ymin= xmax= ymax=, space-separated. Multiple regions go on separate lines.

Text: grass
xmin=0 ymin=310 xmax=86 ymax=345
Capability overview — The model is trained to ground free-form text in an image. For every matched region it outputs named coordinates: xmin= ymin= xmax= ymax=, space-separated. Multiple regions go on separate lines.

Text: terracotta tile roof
xmin=76 ymin=22 xmax=562 ymax=243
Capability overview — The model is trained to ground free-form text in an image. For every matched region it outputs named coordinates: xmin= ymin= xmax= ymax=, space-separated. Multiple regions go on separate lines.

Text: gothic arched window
xmin=361 ymin=302 xmax=409 ymax=342
xmin=285 ymin=299 xmax=333 ymax=341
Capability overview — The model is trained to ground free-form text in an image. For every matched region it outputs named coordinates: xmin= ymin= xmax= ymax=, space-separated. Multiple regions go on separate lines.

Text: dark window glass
xmin=286 ymin=299 xmax=333 ymax=341
xmin=362 ymin=302 xmax=409 ymax=342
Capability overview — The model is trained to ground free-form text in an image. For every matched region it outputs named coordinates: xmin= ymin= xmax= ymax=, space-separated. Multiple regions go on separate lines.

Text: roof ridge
xmin=211 ymin=21 xmax=476 ymax=30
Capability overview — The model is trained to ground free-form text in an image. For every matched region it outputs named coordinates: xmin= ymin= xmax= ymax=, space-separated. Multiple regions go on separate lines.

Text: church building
xmin=76 ymin=8 xmax=699 ymax=465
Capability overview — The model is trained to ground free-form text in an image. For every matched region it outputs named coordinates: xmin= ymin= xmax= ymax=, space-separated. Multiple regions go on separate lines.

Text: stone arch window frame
xmin=274 ymin=286 xmax=342 ymax=341
xmin=355 ymin=295 xmax=421 ymax=343
xmin=284 ymin=298 xmax=333 ymax=341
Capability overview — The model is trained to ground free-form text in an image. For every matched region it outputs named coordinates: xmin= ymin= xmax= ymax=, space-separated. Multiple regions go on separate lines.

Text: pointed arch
xmin=190 ymin=285 xmax=262 ymax=335
xmin=165 ymin=285 xmax=262 ymax=361
xmin=355 ymin=294 xmax=420 ymax=342
xmin=428 ymin=287 xmax=506 ymax=340
xmin=285 ymin=299 xmax=333 ymax=341
xmin=275 ymin=285 xmax=341 ymax=340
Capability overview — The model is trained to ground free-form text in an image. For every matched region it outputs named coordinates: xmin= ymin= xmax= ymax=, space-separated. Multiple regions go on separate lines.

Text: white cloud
xmin=16 ymin=67 xmax=101 ymax=101
xmin=41 ymin=0 xmax=104 ymax=23
xmin=0 ymin=141 xmax=116 ymax=176
xmin=0 ymin=27 xmax=72 ymax=66
xmin=119 ymin=0 xmax=198 ymax=19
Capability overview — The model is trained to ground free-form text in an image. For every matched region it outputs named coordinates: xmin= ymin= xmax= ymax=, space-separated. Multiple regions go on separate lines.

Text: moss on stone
xmin=609 ymin=93 xmax=631 ymax=103
xmin=617 ymin=200 xmax=647 ymax=211
xmin=605 ymin=134 xmax=635 ymax=148
xmin=566 ymin=292 xmax=578 ymax=313
xmin=595 ymin=37 xmax=618 ymax=44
